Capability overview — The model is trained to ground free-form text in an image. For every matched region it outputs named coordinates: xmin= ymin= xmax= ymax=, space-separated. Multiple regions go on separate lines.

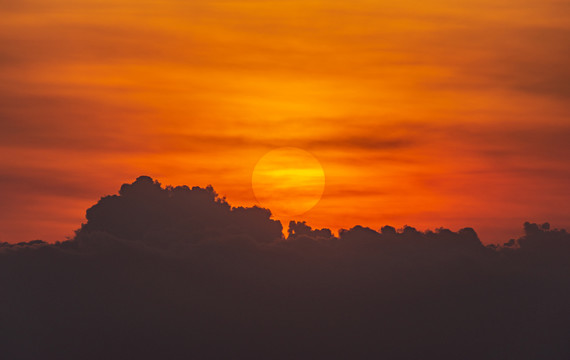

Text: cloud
xmin=2 ymin=176 xmax=569 ymax=359
xmin=77 ymin=175 xmax=283 ymax=246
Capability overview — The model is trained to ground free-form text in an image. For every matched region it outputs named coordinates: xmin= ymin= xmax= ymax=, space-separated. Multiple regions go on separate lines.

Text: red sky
xmin=1 ymin=0 xmax=569 ymax=244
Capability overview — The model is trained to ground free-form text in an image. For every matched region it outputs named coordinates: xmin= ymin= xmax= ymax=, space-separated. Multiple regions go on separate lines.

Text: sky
xmin=1 ymin=0 xmax=569 ymax=244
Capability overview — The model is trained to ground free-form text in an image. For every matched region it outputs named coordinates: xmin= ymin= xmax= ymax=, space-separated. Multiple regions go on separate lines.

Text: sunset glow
xmin=1 ymin=0 xmax=569 ymax=243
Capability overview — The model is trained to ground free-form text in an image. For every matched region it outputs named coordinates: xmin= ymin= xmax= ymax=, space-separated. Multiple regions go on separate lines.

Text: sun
xmin=252 ymin=147 xmax=325 ymax=217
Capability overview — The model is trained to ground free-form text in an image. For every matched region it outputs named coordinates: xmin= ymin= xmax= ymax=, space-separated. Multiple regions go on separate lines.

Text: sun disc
xmin=252 ymin=147 xmax=325 ymax=217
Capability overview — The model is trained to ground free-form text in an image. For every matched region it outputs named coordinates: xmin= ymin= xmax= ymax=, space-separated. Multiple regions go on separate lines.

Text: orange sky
xmin=1 ymin=0 xmax=569 ymax=244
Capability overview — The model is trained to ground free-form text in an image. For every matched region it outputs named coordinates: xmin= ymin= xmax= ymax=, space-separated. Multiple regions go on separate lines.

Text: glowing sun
xmin=252 ymin=147 xmax=325 ymax=217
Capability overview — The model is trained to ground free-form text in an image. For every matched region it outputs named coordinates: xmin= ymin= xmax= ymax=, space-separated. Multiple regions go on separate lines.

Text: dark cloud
xmin=1 ymin=177 xmax=569 ymax=359
xmin=78 ymin=175 xmax=283 ymax=246
xmin=0 ymin=92 xmax=150 ymax=153
xmin=0 ymin=170 xmax=102 ymax=200
xmin=305 ymin=136 xmax=414 ymax=151
xmin=495 ymin=26 xmax=570 ymax=99
xmin=418 ymin=22 xmax=570 ymax=101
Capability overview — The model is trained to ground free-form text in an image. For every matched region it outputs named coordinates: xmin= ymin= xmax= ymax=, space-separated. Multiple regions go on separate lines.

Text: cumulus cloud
xmin=1 ymin=176 xmax=569 ymax=359
xmin=77 ymin=175 xmax=283 ymax=247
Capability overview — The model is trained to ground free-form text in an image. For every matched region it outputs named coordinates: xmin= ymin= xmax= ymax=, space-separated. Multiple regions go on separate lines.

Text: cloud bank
xmin=1 ymin=176 xmax=569 ymax=359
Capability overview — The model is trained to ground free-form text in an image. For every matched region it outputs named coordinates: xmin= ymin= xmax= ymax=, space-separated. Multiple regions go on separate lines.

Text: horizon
xmin=2 ymin=175 xmax=565 ymax=246
xmin=3 ymin=174 xmax=565 ymax=250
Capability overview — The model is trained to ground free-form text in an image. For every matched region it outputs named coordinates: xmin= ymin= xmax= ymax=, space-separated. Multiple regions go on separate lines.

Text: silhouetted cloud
xmin=1 ymin=177 xmax=569 ymax=359
xmin=77 ymin=175 xmax=283 ymax=246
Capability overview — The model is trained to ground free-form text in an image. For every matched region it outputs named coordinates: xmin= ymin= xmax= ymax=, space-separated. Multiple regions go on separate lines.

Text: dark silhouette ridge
xmin=1 ymin=176 xmax=569 ymax=359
